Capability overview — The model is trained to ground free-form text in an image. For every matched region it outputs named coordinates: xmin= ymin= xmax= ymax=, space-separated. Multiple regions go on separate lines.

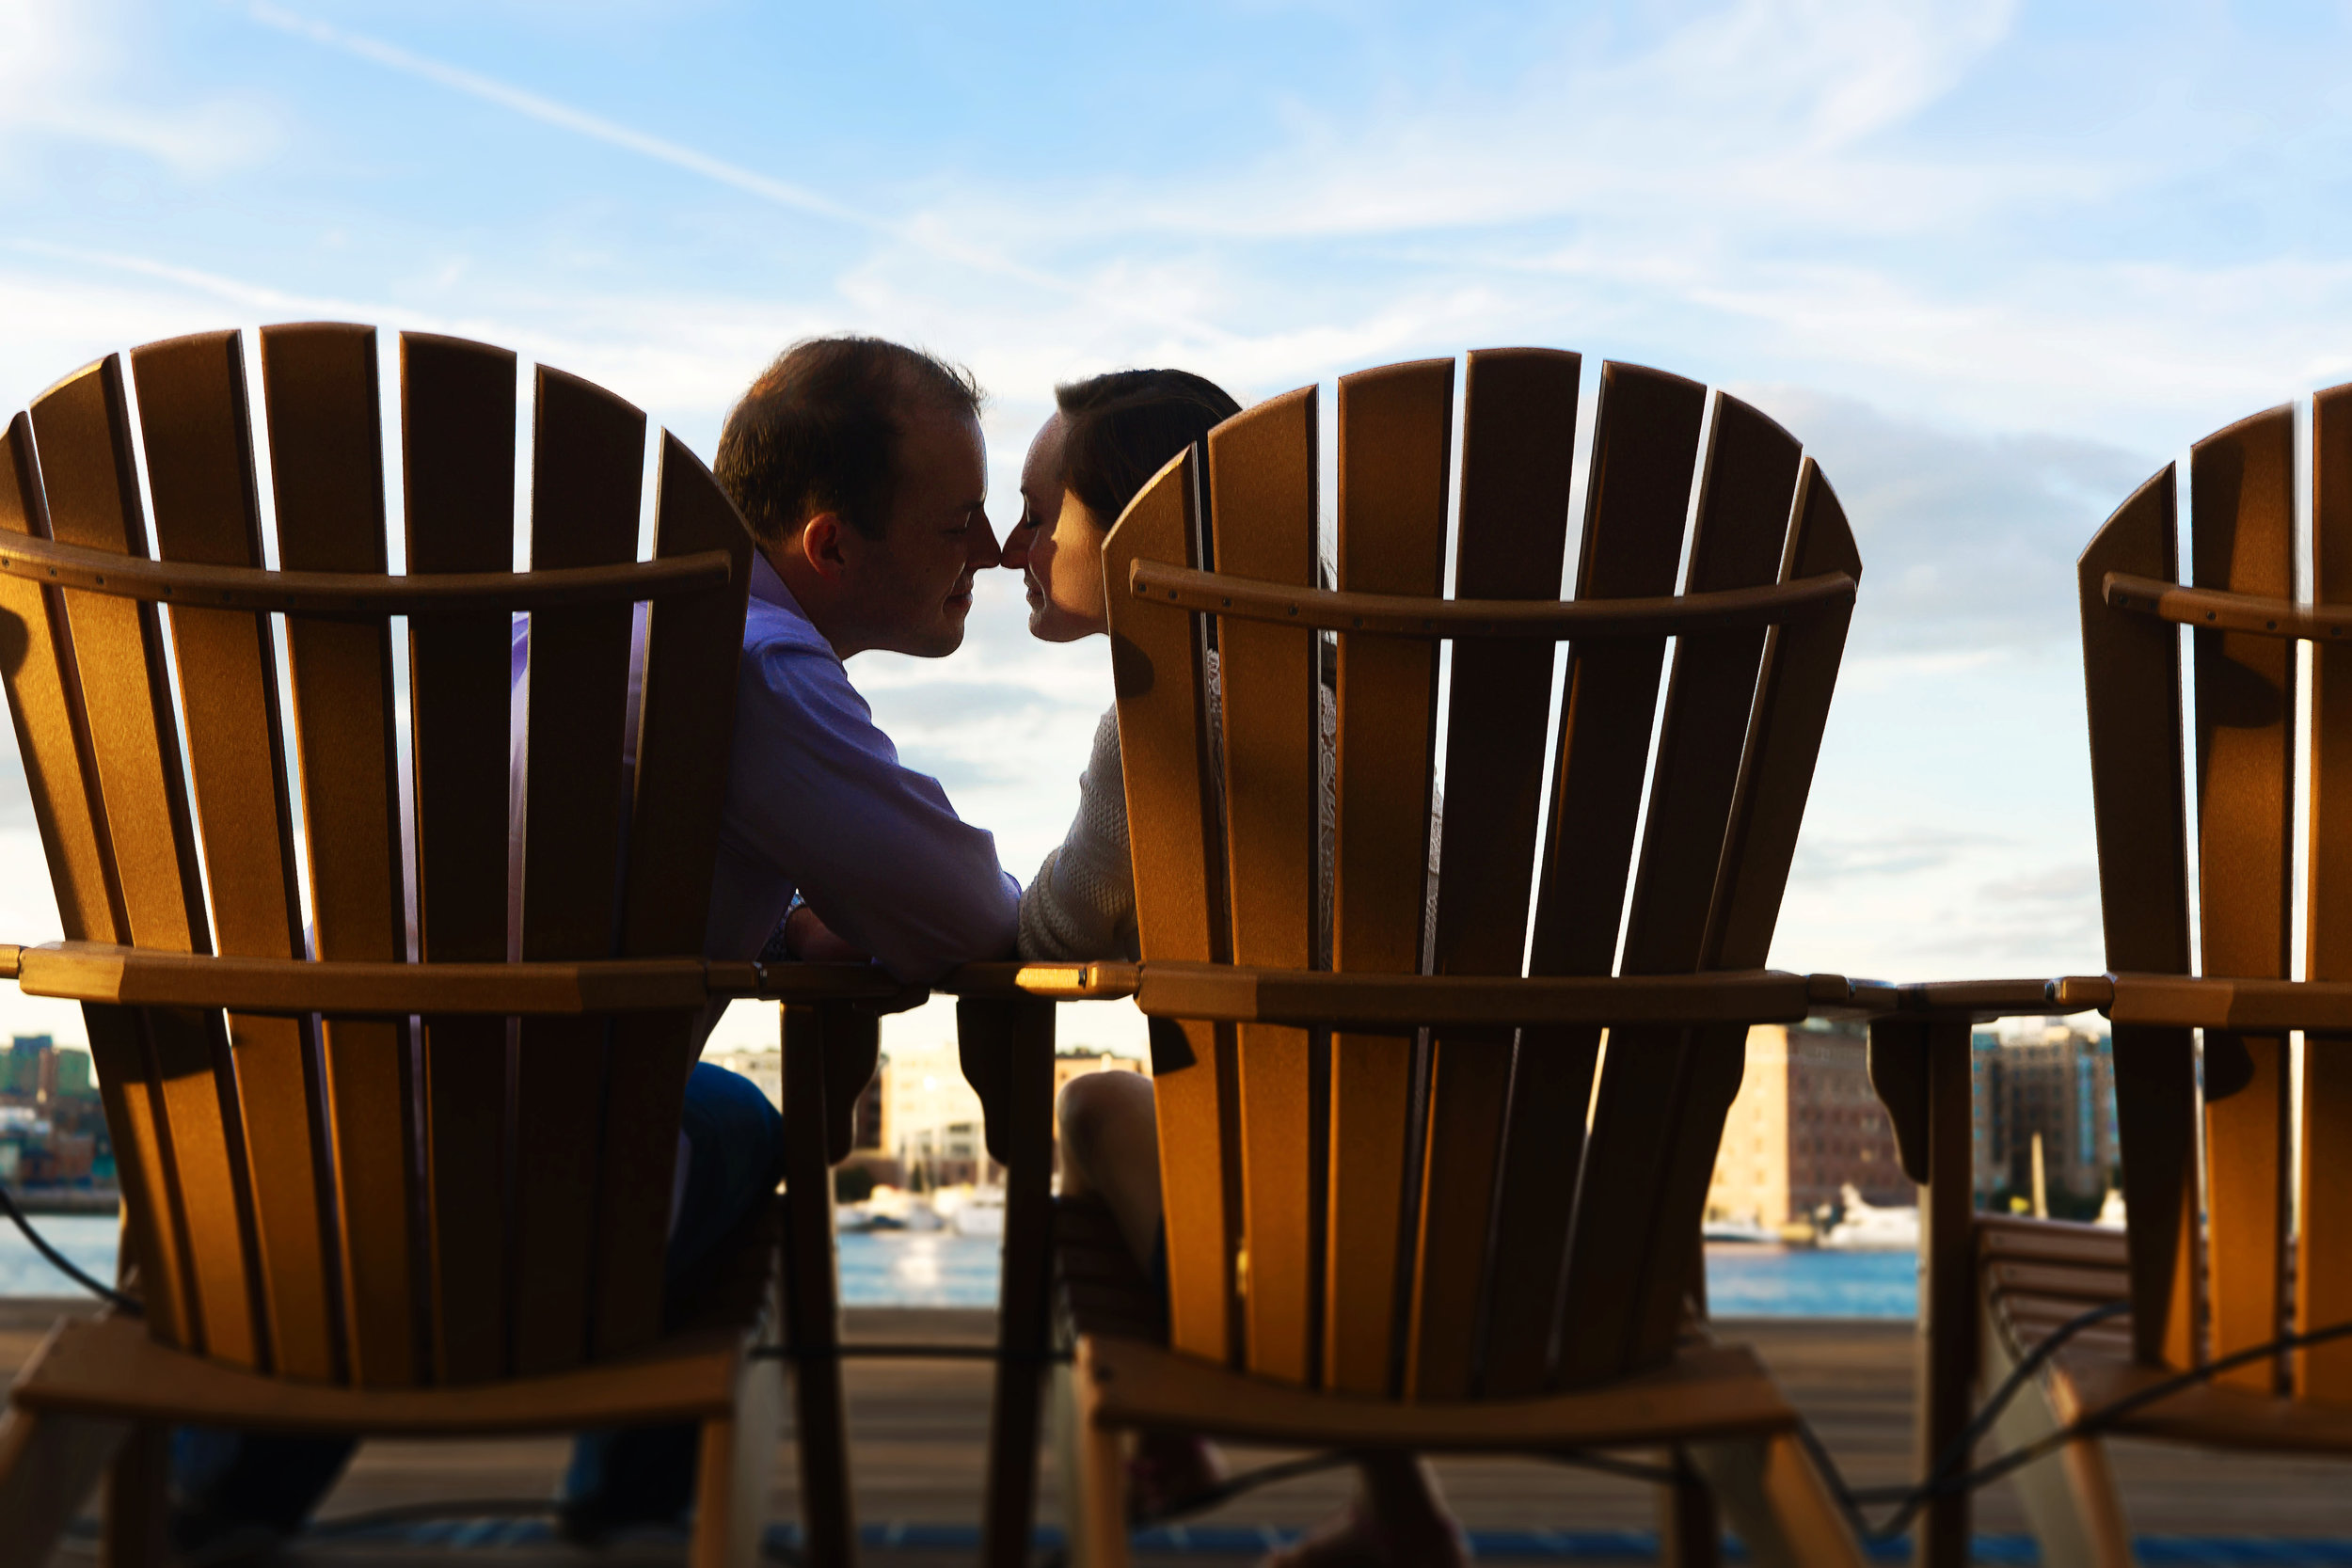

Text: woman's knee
xmin=1056 ymin=1069 xmax=1154 ymax=1170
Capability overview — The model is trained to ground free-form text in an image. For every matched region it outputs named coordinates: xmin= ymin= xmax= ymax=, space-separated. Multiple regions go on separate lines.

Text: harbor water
xmin=4 ymin=1216 xmax=1918 ymax=1316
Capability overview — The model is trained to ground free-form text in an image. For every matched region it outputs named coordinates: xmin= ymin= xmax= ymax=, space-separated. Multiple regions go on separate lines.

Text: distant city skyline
xmin=4 ymin=3 xmax=2349 ymax=1055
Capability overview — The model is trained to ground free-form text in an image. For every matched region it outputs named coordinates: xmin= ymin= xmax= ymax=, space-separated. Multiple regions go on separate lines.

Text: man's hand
xmin=786 ymin=904 xmax=870 ymax=964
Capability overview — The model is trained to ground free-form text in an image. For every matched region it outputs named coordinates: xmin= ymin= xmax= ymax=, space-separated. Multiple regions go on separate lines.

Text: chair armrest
xmin=935 ymin=960 xmax=1140 ymax=1001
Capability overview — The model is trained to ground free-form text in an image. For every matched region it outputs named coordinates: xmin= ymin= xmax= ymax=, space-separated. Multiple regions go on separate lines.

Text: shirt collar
xmin=750 ymin=550 xmax=801 ymax=614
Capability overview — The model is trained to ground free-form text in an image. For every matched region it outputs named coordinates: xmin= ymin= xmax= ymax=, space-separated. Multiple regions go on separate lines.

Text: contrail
xmin=245 ymin=4 xmax=1229 ymax=341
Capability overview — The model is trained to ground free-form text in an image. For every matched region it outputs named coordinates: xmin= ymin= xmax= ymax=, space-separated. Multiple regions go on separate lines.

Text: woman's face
xmin=1016 ymin=413 xmax=1111 ymax=641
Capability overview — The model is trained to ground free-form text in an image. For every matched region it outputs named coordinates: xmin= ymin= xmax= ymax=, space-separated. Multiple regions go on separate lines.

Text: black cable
xmin=1790 ymin=1304 xmax=2352 ymax=1544
xmin=0 ymin=1182 xmax=140 ymax=1315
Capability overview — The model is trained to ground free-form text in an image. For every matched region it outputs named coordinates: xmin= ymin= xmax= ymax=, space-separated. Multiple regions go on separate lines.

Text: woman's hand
xmin=785 ymin=903 xmax=869 ymax=963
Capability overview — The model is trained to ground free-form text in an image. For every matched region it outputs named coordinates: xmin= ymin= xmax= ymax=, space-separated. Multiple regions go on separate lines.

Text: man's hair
xmin=716 ymin=336 xmax=984 ymax=546
xmin=1054 ymin=369 xmax=1242 ymax=524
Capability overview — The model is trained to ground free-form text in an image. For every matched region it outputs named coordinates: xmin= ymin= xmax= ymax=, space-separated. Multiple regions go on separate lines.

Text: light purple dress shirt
xmin=507 ymin=554 xmax=1019 ymax=986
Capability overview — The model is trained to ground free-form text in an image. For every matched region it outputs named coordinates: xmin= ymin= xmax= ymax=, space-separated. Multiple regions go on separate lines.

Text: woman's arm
xmin=1018 ymin=706 xmax=1140 ymax=961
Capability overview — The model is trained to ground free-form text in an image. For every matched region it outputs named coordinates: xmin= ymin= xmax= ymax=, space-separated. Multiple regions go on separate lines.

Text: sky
xmin=2 ymin=0 xmax=2349 ymax=1054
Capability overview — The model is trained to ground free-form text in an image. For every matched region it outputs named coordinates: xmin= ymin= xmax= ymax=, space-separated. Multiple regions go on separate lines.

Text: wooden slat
xmin=1326 ymin=357 xmax=1453 ymax=1396
xmin=593 ymin=435 xmax=757 ymax=1360
xmin=261 ymin=322 xmax=419 ymax=1388
xmin=1103 ymin=447 xmax=1232 ymax=1366
xmin=2190 ymin=405 xmax=2296 ymax=1392
xmin=512 ymin=365 xmax=645 ymax=1375
xmin=0 ymin=420 xmax=187 ymax=1351
xmin=2308 ymin=382 xmax=2352 ymax=1402
xmin=1558 ymin=390 xmax=1800 ymax=1389
xmin=2077 ymin=465 xmax=2199 ymax=1370
xmin=1625 ymin=459 xmax=1861 ymax=1374
xmin=33 ymin=356 xmax=263 ymax=1370
xmin=1208 ymin=386 xmax=1321 ymax=1386
xmin=0 ymin=415 xmax=121 ymax=950
xmin=1406 ymin=349 xmax=1581 ymax=1402
xmin=399 ymin=330 xmax=517 ymax=1385
xmin=1503 ymin=364 xmax=1705 ymax=1398
xmin=132 ymin=331 xmax=337 ymax=1383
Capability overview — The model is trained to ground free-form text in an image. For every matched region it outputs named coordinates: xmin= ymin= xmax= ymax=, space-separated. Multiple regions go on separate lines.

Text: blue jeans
xmin=172 ymin=1062 xmax=785 ymax=1534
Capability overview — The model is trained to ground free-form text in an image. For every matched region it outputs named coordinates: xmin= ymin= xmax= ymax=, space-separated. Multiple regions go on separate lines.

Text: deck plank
xmin=12 ymin=1299 xmax=2352 ymax=1559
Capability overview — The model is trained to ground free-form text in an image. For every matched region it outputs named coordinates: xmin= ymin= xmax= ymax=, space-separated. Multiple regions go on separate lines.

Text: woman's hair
xmin=716 ymin=336 xmax=983 ymax=546
xmin=1054 ymin=369 xmax=1242 ymax=524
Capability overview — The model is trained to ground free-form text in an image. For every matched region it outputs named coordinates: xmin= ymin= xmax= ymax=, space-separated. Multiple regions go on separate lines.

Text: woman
xmin=1003 ymin=370 xmax=1467 ymax=1568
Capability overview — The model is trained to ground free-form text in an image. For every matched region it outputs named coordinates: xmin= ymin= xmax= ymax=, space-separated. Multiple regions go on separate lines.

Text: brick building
xmin=1706 ymin=1019 xmax=1909 ymax=1230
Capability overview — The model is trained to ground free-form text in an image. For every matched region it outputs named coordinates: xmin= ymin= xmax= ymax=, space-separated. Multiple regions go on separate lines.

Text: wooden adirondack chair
xmin=0 ymin=325 xmax=902 ymax=1568
xmin=1040 ymin=349 xmax=1869 ymax=1566
xmin=1869 ymin=385 xmax=2352 ymax=1568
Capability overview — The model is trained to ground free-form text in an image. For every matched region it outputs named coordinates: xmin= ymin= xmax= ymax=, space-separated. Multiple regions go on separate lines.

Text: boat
xmin=1703 ymin=1215 xmax=1779 ymax=1244
xmin=1817 ymin=1185 xmax=1921 ymax=1251
xmin=947 ymin=1185 xmax=1006 ymax=1239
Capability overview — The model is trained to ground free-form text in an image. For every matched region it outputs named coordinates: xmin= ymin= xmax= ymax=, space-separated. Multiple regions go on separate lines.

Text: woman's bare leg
xmin=1057 ymin=1069 xmax=1164 ymax=1271
xmin=1057 ymin=1071 xmax=1222 ymax=1518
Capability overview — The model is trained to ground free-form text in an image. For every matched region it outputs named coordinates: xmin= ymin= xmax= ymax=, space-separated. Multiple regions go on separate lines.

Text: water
xmin=1 ymin=1219 xmax=1918 ymax=1316
xmin=0 ymin=1213 xmax=118 ymax=1298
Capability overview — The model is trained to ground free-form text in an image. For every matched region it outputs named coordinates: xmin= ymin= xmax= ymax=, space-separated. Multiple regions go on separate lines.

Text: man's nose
xmin=970 ymin=517 xmax=1005 ymax=571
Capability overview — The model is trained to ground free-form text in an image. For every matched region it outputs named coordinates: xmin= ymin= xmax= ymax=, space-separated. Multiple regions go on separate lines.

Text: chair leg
xmin=0 ymin=1405 xmax=128 ymax=1568
xmin=692 ymin=1352 xmax=787 ymax=1568
xmin=977 ymin=996 xmax=1057 ymax=1568
xmin=1979 ymin=1315 xmax=2134 ymax=1568
xmin=1070 ymin=1338 xmax=1129 ymax=1568
xmin=782 ymin=1002 xmax=857 ymax=1568
xmin=1655 ymin=1451 xmax=1721 ymax=1568
xmin=98 ymin=1422 xmax=168 ymax=1568
xmin=1687 ymin=1432 xmax=1862 ymax=1568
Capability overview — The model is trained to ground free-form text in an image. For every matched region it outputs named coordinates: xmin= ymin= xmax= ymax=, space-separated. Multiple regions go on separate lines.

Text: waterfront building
xmin=1706 ymin=1020 xmax=1909 ymax=1231
xmin=1972 ymin=1017 xmax=2118 ymax=1216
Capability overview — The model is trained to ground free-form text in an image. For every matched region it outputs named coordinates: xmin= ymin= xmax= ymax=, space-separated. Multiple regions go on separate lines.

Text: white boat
xmin=1818 ymin=1185 xmax=1920 ymax=1251
xmin=949 ymin=1186 xmax=1006 ymax=1239
xmin=1703 ymin=1216 xmax=1779 ymax=1244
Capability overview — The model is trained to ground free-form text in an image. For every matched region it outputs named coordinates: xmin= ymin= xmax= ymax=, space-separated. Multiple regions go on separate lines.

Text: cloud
xmin=0 ymin=0 xmax=273 ymax=175
xmin=1738 ymin=387 xmax=2158 ymax=657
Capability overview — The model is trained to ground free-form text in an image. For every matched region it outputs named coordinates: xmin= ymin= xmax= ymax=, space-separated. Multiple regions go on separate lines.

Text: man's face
xmin=837 ymin=404 xmax=997 ymax=658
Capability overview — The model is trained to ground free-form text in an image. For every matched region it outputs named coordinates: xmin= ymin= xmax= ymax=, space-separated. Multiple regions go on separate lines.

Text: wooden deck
xmin=11 ymin=1298 xmax=2352 ymax=1564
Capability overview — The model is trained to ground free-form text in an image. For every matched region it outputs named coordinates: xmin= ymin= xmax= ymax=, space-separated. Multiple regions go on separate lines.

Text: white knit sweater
xmin=1018 ymin=667 xmax=1438 ymax=964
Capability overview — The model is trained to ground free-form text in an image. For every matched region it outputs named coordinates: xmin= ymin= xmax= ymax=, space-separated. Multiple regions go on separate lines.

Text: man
xmin=170 ymin=336 xmax=1019 ymax=1555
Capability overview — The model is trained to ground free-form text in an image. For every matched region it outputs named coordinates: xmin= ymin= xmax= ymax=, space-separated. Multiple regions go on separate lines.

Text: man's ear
xmin=800 ymin=511 xmax=851 ymax=580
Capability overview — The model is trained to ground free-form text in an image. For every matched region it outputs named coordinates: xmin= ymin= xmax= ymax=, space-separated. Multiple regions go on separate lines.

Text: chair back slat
xmin=1617 ymin=463 xmax=1861 ymax=1374
xmin=594 ymin=436 xmax=755 ymax=1358
xmin=511 ymin=366 xmax=647 ymax=1375
xmin=1556 ymin=391 xmax=1801 ymax=1389
xmin=1326 ymin=359 xmax=1453 ymax=1396
xmin=1492 ymin=362 xmax=1704 ymax=1397
xmin=2190 ymin=406 xmax=2298 ymax=1393
xmin=33 ymin=356 xmax=266 ymax=1371
xmin=1406 ymin=350 xmax=1580 ymax=1402
xmin=399 ymin=330 xmax=519 ymax=1384
xmin=2303 ymin=384 xmax=2352 ymax=1400
xmin=1704 ymin=461 xmax=1860 ymax=973
xmin=133 ymin=331 xmax=337 ymax=1382
xmin=0 ymin=414 xmax=201 ymax=1353
xmin=1206 ymin=388 xmax=1323 ymax=1386
xmin=260 ymin=323 xmax=421 ymax=1387
xmin=1104 ymin=449 xmax=1234 ymax=1366
xmin=2077 ymin=467 xmax=2199 ymax=1370
xmin=0 ymin=414 xmax=121 ymax=946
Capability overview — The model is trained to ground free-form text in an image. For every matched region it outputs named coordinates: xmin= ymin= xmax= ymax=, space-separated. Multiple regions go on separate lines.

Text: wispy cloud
xmin=244 ymin=3 xmax=1235 ymax=344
